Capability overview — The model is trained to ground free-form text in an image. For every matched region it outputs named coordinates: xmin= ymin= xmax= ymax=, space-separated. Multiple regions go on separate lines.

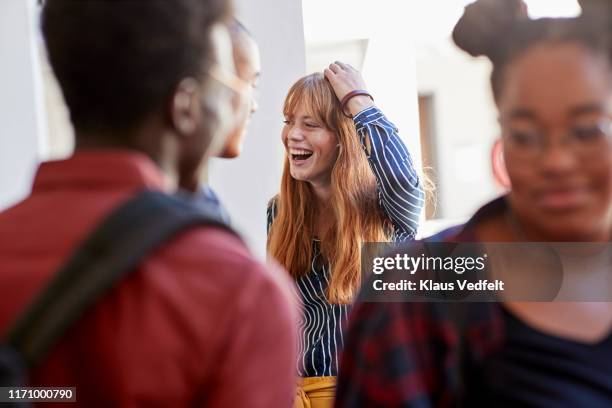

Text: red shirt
xmin=0 ymin=150 xmax=298 ymax=407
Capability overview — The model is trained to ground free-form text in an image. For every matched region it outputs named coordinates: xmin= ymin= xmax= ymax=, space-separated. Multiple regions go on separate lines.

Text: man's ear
xmin=170 ymin=78 xmax=202 ymax=137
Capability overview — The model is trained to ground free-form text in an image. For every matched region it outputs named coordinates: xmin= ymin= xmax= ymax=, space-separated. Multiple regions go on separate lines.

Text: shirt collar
xmin=453 ymin=196 xmax=509 ymax=242
xmin=32 ymin=149 xmax=171 ymax=193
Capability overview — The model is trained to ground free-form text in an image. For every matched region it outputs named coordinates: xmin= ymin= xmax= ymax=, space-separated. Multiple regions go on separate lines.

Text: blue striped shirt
xmin=267 ymin=106 xmax=424 ymax=377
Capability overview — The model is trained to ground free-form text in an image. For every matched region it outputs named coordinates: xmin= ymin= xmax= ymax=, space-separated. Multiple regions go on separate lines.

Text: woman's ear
xmin=492 ymin=137 xmax=511 ymax=190
xmin=170 ymin=78 xmax=202 ymax=137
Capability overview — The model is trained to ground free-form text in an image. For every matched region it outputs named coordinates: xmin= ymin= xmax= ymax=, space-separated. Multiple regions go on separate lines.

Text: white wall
xmin=208 ymin=0 xmax=306 ymax=257
xmin=302 ymin=0 xmax=422 ymax=173
xmin=0 ymin=0 xmax=47 ymax=210
xmin=416 ymin=47 xmax=501 ymax=219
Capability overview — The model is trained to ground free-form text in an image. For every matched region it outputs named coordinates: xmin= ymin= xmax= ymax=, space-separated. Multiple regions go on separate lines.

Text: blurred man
xmin=196 ymin=19 xmax=262 ymax=223
xmin=0 ymin=1 xmax=297 ymax=406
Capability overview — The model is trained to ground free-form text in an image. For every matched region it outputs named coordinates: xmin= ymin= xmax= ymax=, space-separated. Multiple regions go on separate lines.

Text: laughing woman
xmin=267 ymin=62 xmax=425 ymax=407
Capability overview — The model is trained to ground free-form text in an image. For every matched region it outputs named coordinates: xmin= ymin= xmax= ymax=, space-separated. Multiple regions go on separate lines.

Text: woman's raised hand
xmin=324 ymin=61 xmax=375 ymax=117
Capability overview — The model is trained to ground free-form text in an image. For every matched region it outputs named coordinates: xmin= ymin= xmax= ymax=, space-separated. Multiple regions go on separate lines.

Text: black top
xmin=478 ymin=306 xmax=612 ymax=407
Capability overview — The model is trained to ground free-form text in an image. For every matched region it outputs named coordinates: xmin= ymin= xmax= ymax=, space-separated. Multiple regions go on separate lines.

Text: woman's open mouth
xmin=289 ymin=148 xmax=314 ymax=164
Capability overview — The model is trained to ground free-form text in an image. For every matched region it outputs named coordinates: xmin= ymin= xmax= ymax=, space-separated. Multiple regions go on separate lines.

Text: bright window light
xmin=525 ymin=0 xmax=581 ymax=18
xmin=410 ymin=0 xmax=583 ymax=48
xmin=452 ymin=0 xmax=582 ymax=18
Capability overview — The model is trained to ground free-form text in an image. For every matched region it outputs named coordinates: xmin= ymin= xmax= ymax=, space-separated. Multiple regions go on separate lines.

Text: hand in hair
xmin=324 ymin=61 xmax=375 ymax=117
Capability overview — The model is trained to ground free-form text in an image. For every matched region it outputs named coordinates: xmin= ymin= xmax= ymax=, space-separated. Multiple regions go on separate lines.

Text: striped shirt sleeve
xmin=353 ymin=106 xmax=424 ymax=240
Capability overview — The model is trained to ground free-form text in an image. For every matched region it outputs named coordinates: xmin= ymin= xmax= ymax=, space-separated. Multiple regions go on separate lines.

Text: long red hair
xmin=267 ymin=73 xmax=390 ymax=304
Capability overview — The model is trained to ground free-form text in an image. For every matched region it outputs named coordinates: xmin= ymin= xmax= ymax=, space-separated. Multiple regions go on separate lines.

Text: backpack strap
xmin=3 ymin=190 xmax=238 ymax=369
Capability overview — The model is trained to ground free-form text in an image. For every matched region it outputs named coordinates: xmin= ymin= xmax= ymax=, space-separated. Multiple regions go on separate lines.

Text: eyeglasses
xmin=207 ymin=64 xmax=252 ymax=98
xmin=501 ymin=117 xmax=612 ymax=161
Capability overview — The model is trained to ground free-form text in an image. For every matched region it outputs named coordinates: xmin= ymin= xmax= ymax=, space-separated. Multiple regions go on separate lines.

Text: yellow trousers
xmin=294 ymin=376 xmax=336 ymax=408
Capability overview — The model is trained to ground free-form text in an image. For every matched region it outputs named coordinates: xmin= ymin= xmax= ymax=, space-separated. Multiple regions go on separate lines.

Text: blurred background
xmin=0 ymin=0 xmax=582 ymax=257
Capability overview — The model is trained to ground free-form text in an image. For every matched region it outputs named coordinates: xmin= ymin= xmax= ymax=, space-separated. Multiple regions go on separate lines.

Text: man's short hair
xmin=42 ymin=0 xmax=231 ymax=134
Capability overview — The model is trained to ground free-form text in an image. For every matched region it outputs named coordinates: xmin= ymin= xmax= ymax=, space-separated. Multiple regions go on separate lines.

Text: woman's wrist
xmin=346 ymin=95 xmax=375 ymax=117
xmin=340 ymin=91 xmax=375 ymax=118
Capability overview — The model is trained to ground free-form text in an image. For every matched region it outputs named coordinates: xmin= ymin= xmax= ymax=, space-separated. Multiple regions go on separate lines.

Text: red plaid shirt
xmin=336 ymin=198 xmax=508 ymax=407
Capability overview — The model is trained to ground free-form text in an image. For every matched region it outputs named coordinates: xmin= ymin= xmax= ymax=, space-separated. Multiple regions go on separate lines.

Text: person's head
xmin=453 ymin=0 xmax=612 ymax=241
xmin=281 ymin=73 xmax=342 ymax=188
xmin=41 ymin=0 xmax=236 ymax=191
xmin=217 ymin=19 xmax=261 ymax=158
xmin=268 ymin=73 xmax=389 ymax=303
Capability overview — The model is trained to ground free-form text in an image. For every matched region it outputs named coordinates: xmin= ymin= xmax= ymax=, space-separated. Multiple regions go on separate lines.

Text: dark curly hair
xmin=42 ymin=0 xmax=232 ymax=134
xmin=452 ymin=0 xmax=612 ymax=102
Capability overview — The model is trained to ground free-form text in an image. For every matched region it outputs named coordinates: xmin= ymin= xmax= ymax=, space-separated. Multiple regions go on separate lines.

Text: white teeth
xmin=289 ymin=148 xmax=313 ymax=155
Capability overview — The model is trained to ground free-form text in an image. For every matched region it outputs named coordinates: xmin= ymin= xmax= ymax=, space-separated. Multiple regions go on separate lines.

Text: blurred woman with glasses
xmin=336 ymin=0 xmax=612 ymax=406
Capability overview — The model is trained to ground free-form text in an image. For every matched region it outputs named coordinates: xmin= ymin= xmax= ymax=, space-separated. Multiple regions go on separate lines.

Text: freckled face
xmin=282 ymin=104 xmax=338 ymax=187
